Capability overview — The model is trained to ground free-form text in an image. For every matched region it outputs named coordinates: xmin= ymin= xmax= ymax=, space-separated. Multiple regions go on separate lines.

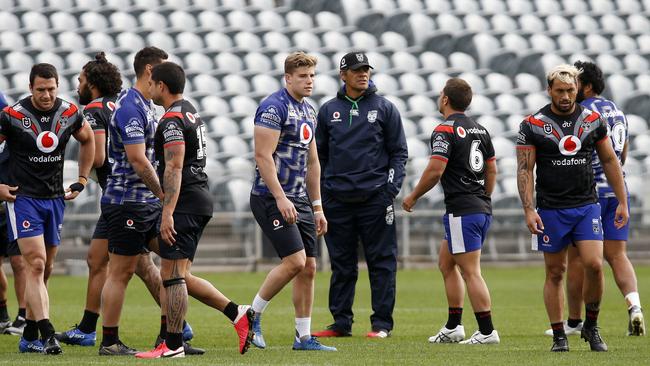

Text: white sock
xmin=625 ymin=292 xmax=641 ymax=309
xmin=295 ymin=317 xmax=311 ymax=341
xmin=252 ymin=294 xmax=269 ymax=314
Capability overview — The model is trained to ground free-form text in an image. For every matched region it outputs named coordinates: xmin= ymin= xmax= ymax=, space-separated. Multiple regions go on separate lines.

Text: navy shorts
xmin=0 ymin=209 xmax=20 ymax=257
xmin=250 ymin=194 xmax=317 ymax=258
xmin=533 ymin=203 xmax=603 ymax=253
xmin=92 ymin=211 xmax=109 ymax=240
xmin=6 ymin=196 xmax=65 ymax=246
xmin=443 ymin=213 xmax=492 ymax=254
xmin=158 ymin=214 xmax=211 ymax=261
xmin=599 ymin=196 xmax=629 ymax=241
xmin=102 ymin=202 xmax=161 ymax=256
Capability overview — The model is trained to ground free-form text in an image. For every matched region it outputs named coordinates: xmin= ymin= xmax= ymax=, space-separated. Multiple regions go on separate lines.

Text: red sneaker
xmin=233 ymin=305 xmax=254 ymax=355
xmin=312 ymin=325 xmax=352 ymax=337
xmin=135 ymin=342 xmax=168 ymax=359
xmin=366 ymin=330 xmax=390 ymax=338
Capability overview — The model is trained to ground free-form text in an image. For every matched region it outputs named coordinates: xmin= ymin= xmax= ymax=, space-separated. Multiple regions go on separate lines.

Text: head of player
xmin=339 ymin=52 xmax=373 ymax=98
xmin=284 ymin=51 xmax=316 ymax=102
xmin=29 ymin=63 xmax=58 ymax=112
xmin=437 ymin=78 xmax=472 ymax=118
xmin=546 ymin=64 xmax=581 ymax=115
xmin=149 ymin=62 xmax=185 ymax=109
xmin=573 ymin=61 xmax=605 ymax=103
xmin=77 ymin=52 xmax=122 ymax=105
xmin=133 ymin=46 xmax=168 ymax=99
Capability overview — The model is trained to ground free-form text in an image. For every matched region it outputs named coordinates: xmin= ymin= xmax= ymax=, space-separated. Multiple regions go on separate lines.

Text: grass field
xmin=0 ymin=264 xmax=649 ymax=365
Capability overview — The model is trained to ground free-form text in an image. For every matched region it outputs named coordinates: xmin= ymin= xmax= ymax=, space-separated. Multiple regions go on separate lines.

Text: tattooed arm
xmin=160 ymin=143 xmax=185 ymax=245
xmin=516 ymin=146 xmax=543 ymax=234
xmin=125 ymin=143 xmax=164 ymax=200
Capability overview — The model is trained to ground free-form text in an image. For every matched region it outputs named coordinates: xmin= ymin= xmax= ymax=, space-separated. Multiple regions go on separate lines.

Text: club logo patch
xmin=367 ymin=110 xmax=378 ymax=123
xmin=300 ymin=123 xmax=313 ymax=144
xmin=592 ymin=218 xmax=600 ymax=234
xmin=36 ymin=131 xmax=59 ymax=153
xmin=385 ymin=205 xmax=394 ymax=225
xmin=356 ymin=53 xmax=364 ymax=62
xmin=558 ymin=135 xmax=581 ymax=156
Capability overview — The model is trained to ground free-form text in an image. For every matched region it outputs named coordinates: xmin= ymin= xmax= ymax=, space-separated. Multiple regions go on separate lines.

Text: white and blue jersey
xmin=102 ymin=88 xmax=159 ymax=204
xmin=251 ymin=88 xmax=317 ymax=198
xmin=582 ymin=97 xmax=627 ymax=198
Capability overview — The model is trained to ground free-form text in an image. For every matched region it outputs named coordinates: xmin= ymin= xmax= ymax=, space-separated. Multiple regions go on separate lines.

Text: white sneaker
xmin=459 ymin=330 xmax=500 ymax=345
xmin=628 ymin=306 xmax=645 ymax=336
xmin=428 ymin=325 xmax=465 ymax=343
xmin=544 ymin=322 xmax=583 ymax=336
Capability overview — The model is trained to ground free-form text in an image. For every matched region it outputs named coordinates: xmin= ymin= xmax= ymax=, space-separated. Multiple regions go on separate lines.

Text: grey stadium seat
xmin=209 ymin=116 xmax=240 ymax=137
xmin=201 ymin=95 xmax=230 ymax=116
xmin=50 ymin=12 xmax=78 ymax=32
xmin=519 ymin=14 xmax=546 ymax=33
xmin=176 ymin=32 xmax=205 ymax=52
xmin=59 ymin=32 xmax=87 ymax=51
xmin=169 ymin=11 xmax=197 ymax=30
xmin=109 ymin=12 xmax=138 ymax=32
xmin=407 ymin=95 xmax=436 ymax=116
xmin=79 ymin=12 xmax=109 ymax=31
xmin=263 ymin=32 xmax=292 ymax=51
xmin=244 ymin=52 xmax=273 ymax=74
xmin=222 ymin=74 xmax=250 ymax=95
xmin=227 ymin=10 xmax=256 ymax=31
xmin=612 ymin=34 xmax=638 ymax=53
xmin=21 ymin=12 xmax=49 ymax=32
xmin=372 ymin=74 xmax=399 ymax=94
xmin=477 ymin=115 xmax=505 ymax=135
xmin=233 ymin=32 xmax=263 ymax=52
xmin=197 ymin=11 xmax=225 ymax=30
xmin=146 ymin=32 xmax=176 ymax=52
xmin=251 ymin=74 xmax=280 ymax=97
xmin=26 ymin=32 xmax=55 ymax=51
xmin=205 ymin=32 xmax=234 ymax=52
xmin=257 ymin=10 xmax=285 ymax=30
xmin=139 ymin=11 xmax=168 ymax=30
xmin=0 ymin=12 xmax=20 ymax=32
xmin=419 ymin=52 xmax=448 ymax=72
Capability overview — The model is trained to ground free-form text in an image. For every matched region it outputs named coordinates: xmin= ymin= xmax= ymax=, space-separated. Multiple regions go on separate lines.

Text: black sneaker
xmin=581 ymin=326 xmax=608 ymax=352
xmin=183 ymin=341 xmax=205 ymax=355
xmin=551 ymin=336 xmax=569 ymax=352
xmin=43 ymin=335 xmax=63 ymax=355
xmin=98 ymin=340 xmax=139 ymax=356
xmin=4 ymin=316 xmax=26 ymax=336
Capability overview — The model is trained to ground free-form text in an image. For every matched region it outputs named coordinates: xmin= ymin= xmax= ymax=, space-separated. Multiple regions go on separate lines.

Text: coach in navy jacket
xmin=313 ymin=52 xmax=408 ymax=338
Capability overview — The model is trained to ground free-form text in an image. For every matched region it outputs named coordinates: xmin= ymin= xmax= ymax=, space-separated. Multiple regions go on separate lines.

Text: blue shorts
xmin=533 ymin=203 xmax=603 ymax=253
xmin=443 ymin=213 xmax=492 ymax=254
xmin=599 ymin=196 xmax=629 ymax=241
xmin=5 ymin=196 xmax=65 ymax=246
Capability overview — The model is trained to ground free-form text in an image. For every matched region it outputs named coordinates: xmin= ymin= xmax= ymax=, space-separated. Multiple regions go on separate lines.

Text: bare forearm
xmin=77 ymin=140 xmax=94 ymax=178
xmin=133 ymin=160 xmax=163 ymax=200
xmin=411 ymin=171 xmax=441 ymax=201
xmin=485 ymin=172 xmax=496 ymax=197
xmin=162 ymin=166 xmax=182 ymax=215
xmin=516 ymin=149 xmax=536 ymax=211
xmin=602 ymin=160 xmax=627 ymax=204
xmin=306 ymin=160 xmax=321 ymax=202
xmin=256 ymin=154 xmax=286 ymax=199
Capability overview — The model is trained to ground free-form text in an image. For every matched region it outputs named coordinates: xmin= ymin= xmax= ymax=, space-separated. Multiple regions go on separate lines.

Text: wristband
xmin=313 ymin=210 xmax=324 ymax=215
xmin=311 ymin=199 xmax=322 ymax=206
xmin=78 ymin=175 xmax=88 ymax=184
xmin=69 ymin=182 xmax=85 ymax=193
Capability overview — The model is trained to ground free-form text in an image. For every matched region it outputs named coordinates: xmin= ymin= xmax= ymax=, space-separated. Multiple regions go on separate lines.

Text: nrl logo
xmin=22 ymin=117 xmax=31 ymax=129
xmin=543 ymin=123 xmax=552 ymax=134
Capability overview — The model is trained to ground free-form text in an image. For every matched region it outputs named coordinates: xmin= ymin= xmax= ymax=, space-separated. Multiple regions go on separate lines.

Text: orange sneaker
xmin=135 ymin=341 xmax=184 ymax=358
xmin=233 ymin=305 xmax=254 ymax=355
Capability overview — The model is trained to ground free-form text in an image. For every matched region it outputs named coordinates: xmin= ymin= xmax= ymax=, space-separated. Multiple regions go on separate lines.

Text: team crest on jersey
xmin=36 ymin=131 xmax=59 ymax=153
xmin=457 ymin=126 xmax=466 ymax=138
xmin=385 ymin=205 xmax=394 ymax=225
xmin=107 ymin=101 xmax=116 ymax=111
xmin=558 ymin=135 xmax=581 ymax=156
xmin=300 ymin=123 xmax=313 ymax=144
xmin=59 ymin=116 xmax=68 ymax=127
xmin=367 ymin=110 xmax=378 ymax=123
xmin=543 ymin=123 xmax=553 ymax=134
xmin=22 ymin=117 xmax=32 ymax=129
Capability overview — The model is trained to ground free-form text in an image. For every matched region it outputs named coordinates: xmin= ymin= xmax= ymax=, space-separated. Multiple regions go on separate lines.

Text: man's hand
xmin=64 ymin=181 xmax=85 ymax=201
xmin=402 ymin=193 xmax=418 ymax=212
xmin=314 ymin=211 xmax=327 ymax=236
xmin=525 ymin=209 xmax=544 ymax=234
xmin=0 ymin=184 xmax=18 ymax=202
xmin=160 ymin=213 xmax=177 ymax=246
xmin=614 ymin=203 xmax=629 ymax=229
xmin=276 ymin=196 xmax=298 ymax=224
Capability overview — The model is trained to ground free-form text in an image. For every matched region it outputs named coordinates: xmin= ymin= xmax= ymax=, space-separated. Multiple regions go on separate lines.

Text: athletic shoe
xmin=98 ymin=340 xmax=139 ymax=356
xmin=428 ymin=325 xmax=465 ymax=343
xmin=183 ymin=322 xmax=193 ymax=341
xmin=292 ymin=336 xmax=337 ymax=351
xmin=18 ymin=337 xmax=44 ymax=353
xmin=581 ymin=326 xmax=607 ymax=352
xmin=544 ymin=321 xmax=583 ymax=336
xmin=0 ymin=320 xmax=11 ymax=333
xmin=628 ymin=306 xmax=645 ymax=336
xmin=367 ymin=329 xmax=391 ymax=338
xmin=251 ymin=312 xmax=266 ymax=349
xmin=551 ymin=336 xmax=569 ymax=352
xmin=459 ymin=330 xmax=500 ymax=345
xmin=136 ymin=341 xmax=185 ymax=358
xmin=183 ymin=342 xmax=205 ymax=355
xmin=43 ymin=335 xmax=63 ymax=355
xmin=55 ymin=325 xmax=96 ymax=346
xmin=233 ymin=305 xmax=254 ymax=354
xmin=312 ymin=324 xmax=352 ymax=337
xmin=4 ymin=316 xmax=25 ymax=336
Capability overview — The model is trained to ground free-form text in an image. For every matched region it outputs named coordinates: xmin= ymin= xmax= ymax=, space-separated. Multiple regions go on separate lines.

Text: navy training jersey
xmin=251 ymin=88 xmax=317 ymax=198
xmin=516 ymin=104 xmax=608 ymax=209
xmin=430 ymin=113 xmax=495 ymax=215
xmin=84 ymin=95 xmax=117 ymax=190
xmin=0 ymin=97 xmax=84 ymax=198
xmin=102 ymin=88 xmax=159 ymax=204
xmin=581 ymin=97 xmax=627 ymax=198
xmin=154 ymin=99 xmax=213 ymax=216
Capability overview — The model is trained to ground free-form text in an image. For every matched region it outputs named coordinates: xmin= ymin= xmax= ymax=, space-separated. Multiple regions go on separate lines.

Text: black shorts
xmin=92 ymin=211 xmax=109 ymax=240
xmin=158 ymin=213 xmax=211 ymax=261
xmin=102 ymin=202 xmax=161 ymax=256
xmin=0 ymin=210 xmax=20 ymax=257
xmin=250 ymin=194 xmax=317 ymax=258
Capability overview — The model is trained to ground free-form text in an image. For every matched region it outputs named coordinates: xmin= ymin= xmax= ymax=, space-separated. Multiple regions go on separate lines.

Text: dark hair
xmin=83 ymin=52 xmax=122 ymax=96
xmin=29 ymin=63 xmax=58 ymax=85
xmin=443 ymin=77 xmax=472 ymax=111
xmin=133 ymin=46 xmax=168 ymax=77
xmin=151 ymin=62 xmax=185 ymax=94
xmin=574 ymin=60 xmax=605 ymax=95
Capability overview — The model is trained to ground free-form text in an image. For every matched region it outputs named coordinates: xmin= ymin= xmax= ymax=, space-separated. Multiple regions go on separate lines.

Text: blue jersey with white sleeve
xmin=582 ymin=97 xmax=627 ymax=198
xmin=251 ymin=88 xmax=317 ymax=198
xmin=102 ymin=88 xmax=159 ymax=204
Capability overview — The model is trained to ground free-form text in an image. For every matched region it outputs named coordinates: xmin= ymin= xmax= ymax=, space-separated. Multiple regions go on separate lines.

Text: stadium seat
xmin=497 ymin=156 xmax=517 ymax=177
xmin=507 ymin=0 xmax=534 ymax=13
xmin=402 ymin=118 xmax=418 ymax=137
xmin=200 ymin=95 xmax=230 ymax=116
xmin=205 ymin=32 xmax=234 ymax=52
xmin=406 ymin=137 xmax=429 ymax=159
xmin=589 ymin=0 xmax=615 ymax=14
xmin=384 ymin=95 xmax=408 ymax=115
xmin=506 ymin=114 xmax=525 ymax=133
xmin=490 ymin=13 xmax=517 ymax=32
xmin=458 ymin=72 xmax=485 ymax=93
xmin=251 ymin=74 xmax=280 ymax=97
xmin=197 ymin=11 xmax=225 ymax=30
xmin=139 ymin=11 xmax=168 ymax=30
xmin=4 ymin=52 xmax=32 ymax=73
xmin=226 ymin=10 xmax=256 ymax=31
xmin=424 ymin=0 xmax=452 ymax=12
xmin=350 ymin=31 xmax=379 ymax=50
xmin=263 ymin=32 xmax=292 ymax=51
xmin=293 ymin=31 xmax=322 ymax=51
xmin=169 ymin=11 xmax=197 ymax=30
xmin=314 ymin=74 xmax=340 ymax=96
xmin=322 ymin=31 xmax=351 ymax=51
xmin=501 ymin=33 xmax=529 ymax=53
xmin=623 ymin=54 xmax=649 ymax=73
xmin=448 ymin=52 xmax=477 ymax=72
xmin=477 ymin=115 xmax=505 ymax=135
xmin=109 ymin=12 xmax=138 ymax=32
xmin=561 ymin=0 xmax=588 ymax=13
xmin=573 ymin=14 xmax=599 ymax=32
xmin=50 ymin=12 xmax=78 ymax=32
xmin=419 ymin=52 xmax=448 ymax=72
xmin=612 ymin=34 xmax=638 ymax=53
xmin=382 ymin=32 xmax=409 ymax=51
xmin=26 ymin=32 xmax=55 ymax=51
xmin=467 ymin=94 xmax=495 ymax=115
xmin=636 ymin=34 xmax=650 ymax=53
xmin=472 ymin=33 xmax=501 ymax=68
xmin=628 ymin=13 xmax=650 ymax=33
xmin=608 ymin=74 xmax=635 ymax=103
xmin=21 ymin=12 xmax=49 ymax=32
xmin=209 ymin=116 xmax=240 ymax=137
xmin=601 ymin=14 xmax=627 ymax=33
xmin=391 ymin=52 xmax=420 ymax=73
xmin=557 ymin=34 xmax=585 ymax=53
xmin=372 ymin=73 xmax=399 ymax=93
xmin=184 ymin=52 xmax=213 ymax=74
xmin=437 ymin=13 xmax=463 ymax=32
xmin=584 ymin=33 xmax=611 ymax=52
xmin=225 ymin=156 xmax=255 ymax=181
xmin=103 ymin=0 xmax=130 ymax=10
xmin=47 ymin=0 xmax=74 ymax=11
xmin=286 ymin=10 xmax=313 ymax=30
xmin=408 ymin=13 xmax=435 ymax=45
xmin=481 ymin=0 xmax=507 ymax=13
xmin=407 ymin=95 xmax=436 ymax=116
xmin=79 ymin=12 xmax=109 ymax=31
xmin=524 ymin=93 xmax=549 ymax=112
xmin=10 ymin=72 xmax=30 ymax=93
xmin=315 ymin=11 xmax=347 ymax=32
xmin=518 ymin=14 xmax=546 ymax=33
xmin=59 ymin=32 xmax=88 ymax=51
xmin=243 ymin=52 xmax=273 ymax=75
xmin=535 ymin=0 xmax=561 ymax=13
xmin=428 ymin=72 xmax=451 ymax=93
xmin=219 ymin=135 xmax=251 ymax=158
xmin=35 ymin=52 xmax=65 ymax=73
xmin=492 ymin=136 xmax=516 ymax=158
xmin=494 ymin=93 xmax=524 ymax=114
xmin=234 ymin=32 xmax=263 ymax=51
xmin=0 ymin=12 xmax=20 ymax=32
xmin=484 ymin=72 xmax=513 ymax=93
xmin=257 ymin=10 xmax=285 ymax=30
xmin=454 ymin=0 xmax=481 ymax=12
xmin=417 ymin=116 xmax=437 ymax=136
xmin=176 ymin=32 xmax=205 ymax=52
xmin=540 ymin=53 xmax=566 ymax=74
xmin=369 ymin=0 xmax=397 ymax=13
xmin=623 ymin=93 xmax=650 ymax=122
xmin=596 ymin=53 xmax=623 ymax=74
xmin=192 ymin=74 xmax=222 ymax=95
xmin=145 ymin=32 xmax=176 ymax=53
xmin=116 ymin=32 xmax=145 ymax=52
xmin=546 ymin=14 xmax=572 ymax=34
xmin=222 ymin=74 xmax=250 ymax=95
xmin=0 ymin=31 xmax=25 ymax=50
xmin=463 ymin=13 xmax=490 ymax=32
xmin=635 ymin=74 xmax=650 ymax=94
xmin=132 ymin=0 xmax=159 ymax=9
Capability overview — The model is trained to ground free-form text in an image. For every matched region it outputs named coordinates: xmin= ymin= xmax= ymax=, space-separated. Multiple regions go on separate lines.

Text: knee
xmin=582 ymin=258 xmax=603 ymax=275
xmin=301 ymin=260 xmax=317 ymax=279
xmin=10 ymin=256 xmax=25 ymax=274
xmin=87 ymin=254 xmax=108 ymax=275
xmin=27 ymin=257 xmax=46 ymax=276
xmin=438 ymin=258 xmax=455 ymax=276
xmin=285 ymin=254 xmax=306 ymax=277
xmin=546 ymin=264 xmax=566 ymax=284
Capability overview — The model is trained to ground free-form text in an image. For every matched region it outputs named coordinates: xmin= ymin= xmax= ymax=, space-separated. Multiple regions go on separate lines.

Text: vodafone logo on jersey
xmin=107 ymin=101 xmax=116 ymax=111
xmin=457 ymin=126 xmax=466 ymax=138
xmin=36 ymin=131 xmax=59 ymax=153
xmin=558 ymin=135 xmax=581 ymax=156
xmin=300 ymin=123 xmax=313 ymax=144
xmin=22 ymin=220 xmax=30 ymax=229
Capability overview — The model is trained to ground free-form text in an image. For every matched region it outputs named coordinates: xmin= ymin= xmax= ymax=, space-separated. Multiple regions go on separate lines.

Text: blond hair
xmin=546 ymin=64 xmax=581 ymax=87
xmin=284 ymin=52 xmax=318 ymax=74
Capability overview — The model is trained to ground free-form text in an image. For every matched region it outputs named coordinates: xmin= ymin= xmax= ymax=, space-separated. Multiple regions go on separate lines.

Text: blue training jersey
xmin=102 ymin=88 xmax=159 ymax=204
xmin=251 ymin=88 xmax=317 ymax=198
xmin=582 ymin=96 xmax=627 ymax=198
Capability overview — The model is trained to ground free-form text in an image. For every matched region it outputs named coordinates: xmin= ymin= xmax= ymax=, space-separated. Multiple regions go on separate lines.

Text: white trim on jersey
xmin=531 ymin=234 xmax=538 ymax=251
xmin=449 ymin=214 xmax=466 ymax=254
xmin=6 ymin=201 xmax=17 ymax=241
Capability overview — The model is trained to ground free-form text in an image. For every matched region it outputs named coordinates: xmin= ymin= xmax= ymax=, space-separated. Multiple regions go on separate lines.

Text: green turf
xmin=0 ymin=265 xmax=649 ymax=365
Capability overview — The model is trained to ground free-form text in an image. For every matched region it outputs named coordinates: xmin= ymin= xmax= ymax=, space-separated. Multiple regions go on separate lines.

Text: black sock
xmin=37 ymin=319 xmax=55 ymax=340
xmin=445 ymin=307 xmax=463 ymax=329
xmin=18 ymin=308 xmax=26 ymax=319
xmin=159 ymin=316 xmax=167 ymax=340
xmin=551 ymin=322 xmax=566 ymax=338
xmin=224 ymin=301 xmax=239 ymax=322
xmin=475 ymin=311 xmax=494 ymax=335
xmin=23 ymin=319 xmax=38 ymax=341
xmin=567 ymin=318 xmax=582 ymax=328
xmin=78 ymin=310 xmax=100 ymax=334
xmin=167 ymin=332 xmax=183 ymax=351
xmin=0 ymin=299 xmax=9 ymax=321
xmin=584 ymin=303 xmax=600 ymax=328
xmin=102 ymin=326 xmax=119 ymax=346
